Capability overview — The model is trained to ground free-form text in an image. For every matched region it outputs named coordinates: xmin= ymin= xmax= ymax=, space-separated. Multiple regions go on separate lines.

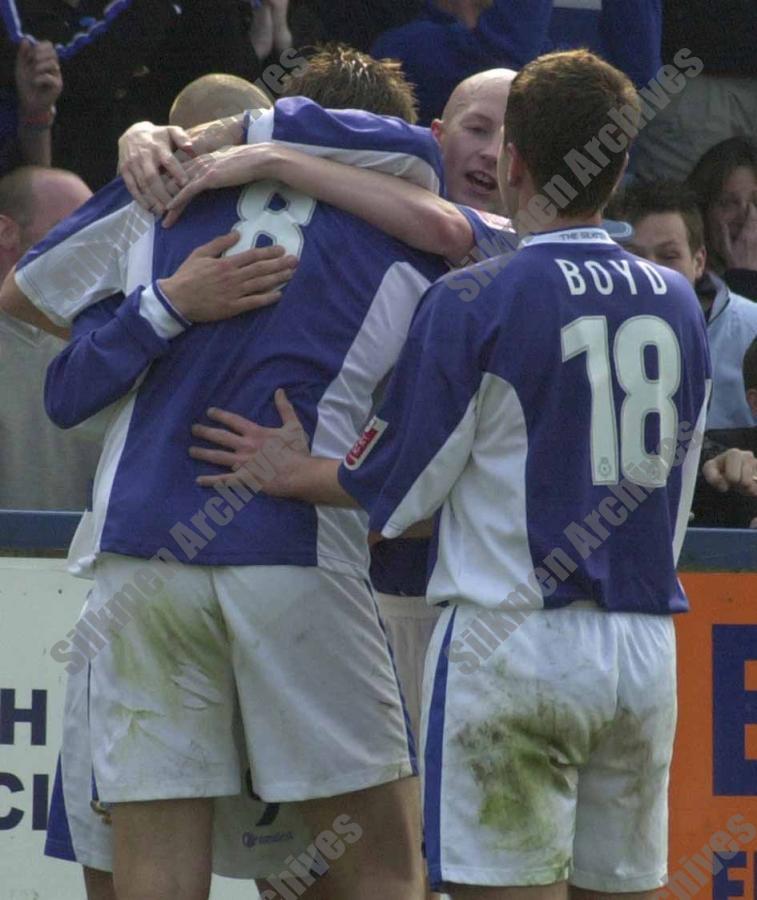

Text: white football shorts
xmin=375 ymin=592 xmax=442 ymax=744
xmin=86 ymin=555 xmax=416 ymax=804
xmin=422 ymin=601 xmax=677 ymax=893
xmin=46 ymin=644 xmax=314 ymax=879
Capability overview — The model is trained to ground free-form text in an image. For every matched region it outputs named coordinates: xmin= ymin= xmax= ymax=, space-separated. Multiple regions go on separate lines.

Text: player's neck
xmin=517 ymin=210 xmax=604 ymax=236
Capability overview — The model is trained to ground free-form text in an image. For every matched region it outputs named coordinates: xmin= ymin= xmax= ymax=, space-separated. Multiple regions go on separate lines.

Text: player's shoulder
xmin=457 ymin=206 xmax=514 ymax=233
xmin=455 ymin=206 xmax=518 ymax=260
xmin=273 ymin=95 xmax=428 ymax=141
xmin=17 ymin=176 xmax=140 ymax=272
xmin=58 ymin=175 xmax=135 ymax=229
xmin=429 ymin=247 xmax=522 ymax=310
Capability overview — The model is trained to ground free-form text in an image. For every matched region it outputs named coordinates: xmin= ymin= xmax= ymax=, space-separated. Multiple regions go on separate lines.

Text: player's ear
xmin=0 ymin=214 xmax=20 ymax=253
xmin=430 ymin=118 xmax=444 ymax=145
xmin=504 ymin=142 xmax=523 ymax=187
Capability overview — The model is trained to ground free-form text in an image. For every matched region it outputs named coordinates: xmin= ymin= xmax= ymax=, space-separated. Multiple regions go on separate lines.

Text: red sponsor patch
xmin=478 ymin=211 xmax=513 ymax=231
xmin=344 ymin=417 xmax=387 ymax=470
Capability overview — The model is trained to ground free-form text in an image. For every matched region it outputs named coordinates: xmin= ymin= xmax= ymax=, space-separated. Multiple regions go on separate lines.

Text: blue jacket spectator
xmin=548 ymin=0 xmax=662 ymax=88
xmin=371 ymin=0 xmax=552 ymax=124
xmin=700 ymin=272 xmax=757 ymax=430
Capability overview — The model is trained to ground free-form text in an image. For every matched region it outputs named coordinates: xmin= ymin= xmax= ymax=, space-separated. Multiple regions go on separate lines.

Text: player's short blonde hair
xmin=169 ymin=74 xmax=272 ymax=129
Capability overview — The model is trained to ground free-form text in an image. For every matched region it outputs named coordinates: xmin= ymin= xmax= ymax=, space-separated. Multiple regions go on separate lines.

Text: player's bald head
xmin=440 ymin=68 xmax=517 ymax=126
xmin=169 ymin=74 xmax=272 ymax=129
xmin=432 ymin=68 xmax=516 ymax=213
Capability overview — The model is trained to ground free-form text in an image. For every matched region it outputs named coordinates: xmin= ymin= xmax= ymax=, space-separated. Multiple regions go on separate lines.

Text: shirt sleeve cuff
xmin=245 ymin=107 xmax=274 ymax=144
xmin=138 ymin=282 xmax=191 ymax=339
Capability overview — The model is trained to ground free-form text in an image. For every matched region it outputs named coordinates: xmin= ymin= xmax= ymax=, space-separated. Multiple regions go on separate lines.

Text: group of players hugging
xmin=2 ymin=39 xmax=751 ymax=900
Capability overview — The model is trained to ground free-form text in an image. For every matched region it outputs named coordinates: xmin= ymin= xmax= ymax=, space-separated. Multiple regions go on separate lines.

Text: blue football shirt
xmin=341 ymin=227 xmax=712 ymax=614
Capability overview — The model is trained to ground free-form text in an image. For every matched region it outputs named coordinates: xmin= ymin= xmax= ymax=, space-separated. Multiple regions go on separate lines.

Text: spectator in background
xmin=609 ymin=181 xmax=757 ymax=431
xmin=139 ymin=0 xmax=264 ymax=121
xmin=633 ymin=0 xmax=757 ymax=183
xmin=692 ymin=338 xmax=757 ymax=529
xmin=687 ymin=137 xmax=757 ymax=302
xmin=0 ymin=37 xmax=62 ymax=176
xmin=289 ymin=0 xmax=423 ymax=52
xmin=370 ymin=0 xmax=552 ymax=124
xmin=0 ymin=165 xmax=99 ymax=510
xmin=548 ymin=0 xmax=662 ymax=89
xmin=2 ymin=0 xmax=181 ymax=187
xmin=2 ymin=0 xmax=262 ymax=188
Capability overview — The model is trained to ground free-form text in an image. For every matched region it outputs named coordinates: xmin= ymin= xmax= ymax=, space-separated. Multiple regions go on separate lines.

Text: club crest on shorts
xmin=344 ymin=417 xmax=388 ymax=470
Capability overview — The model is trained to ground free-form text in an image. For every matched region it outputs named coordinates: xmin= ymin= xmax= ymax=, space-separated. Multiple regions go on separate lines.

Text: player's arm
xmin=45 ymin=235 xmax=296 ymax=428
xmin=120 ymin=97 xmax=444 ymax=216
xmin=8 ymin=177 xmax=295 ymax=331
xmin=117 ymin=114 xmax=251 ymax=210
xmin=189 ymin=397 xmax=432 ymax=519
xmin=163 ymin=142 xmax=475 ymax=262
xmin=337 ymin=281 xmax=483 ymax=536
xmin=190 ymin=390 xmax=357 ymax=505
xmin=45 ymin=291 xmax=140 ymax=428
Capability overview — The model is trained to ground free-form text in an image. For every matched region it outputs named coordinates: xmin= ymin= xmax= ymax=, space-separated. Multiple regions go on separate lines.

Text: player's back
xmin=94 ymin=182 xmax=445 ymax=573
xmin=428 ymin=226 xmax=711 ymax=613
xmin=18 ymin=97 xmax=448 ymax=577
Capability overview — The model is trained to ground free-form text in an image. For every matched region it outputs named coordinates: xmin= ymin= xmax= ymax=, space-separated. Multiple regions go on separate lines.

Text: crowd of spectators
xmin=0 ymin=0 xmax=756 ymax=527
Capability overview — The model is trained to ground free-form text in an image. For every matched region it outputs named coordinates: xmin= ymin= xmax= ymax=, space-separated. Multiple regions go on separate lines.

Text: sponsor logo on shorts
xmin=344 ymin=417 xmax=387 ymax=470
xmin=242 ymin=830 xmax=295 ymax=848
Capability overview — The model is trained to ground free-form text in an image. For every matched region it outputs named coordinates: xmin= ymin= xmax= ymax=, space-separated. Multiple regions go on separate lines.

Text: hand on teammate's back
xmin=190 ymin=389 xmax=309 ymax=495
xmin=157 ymin=232 xmax=298 ymax=322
